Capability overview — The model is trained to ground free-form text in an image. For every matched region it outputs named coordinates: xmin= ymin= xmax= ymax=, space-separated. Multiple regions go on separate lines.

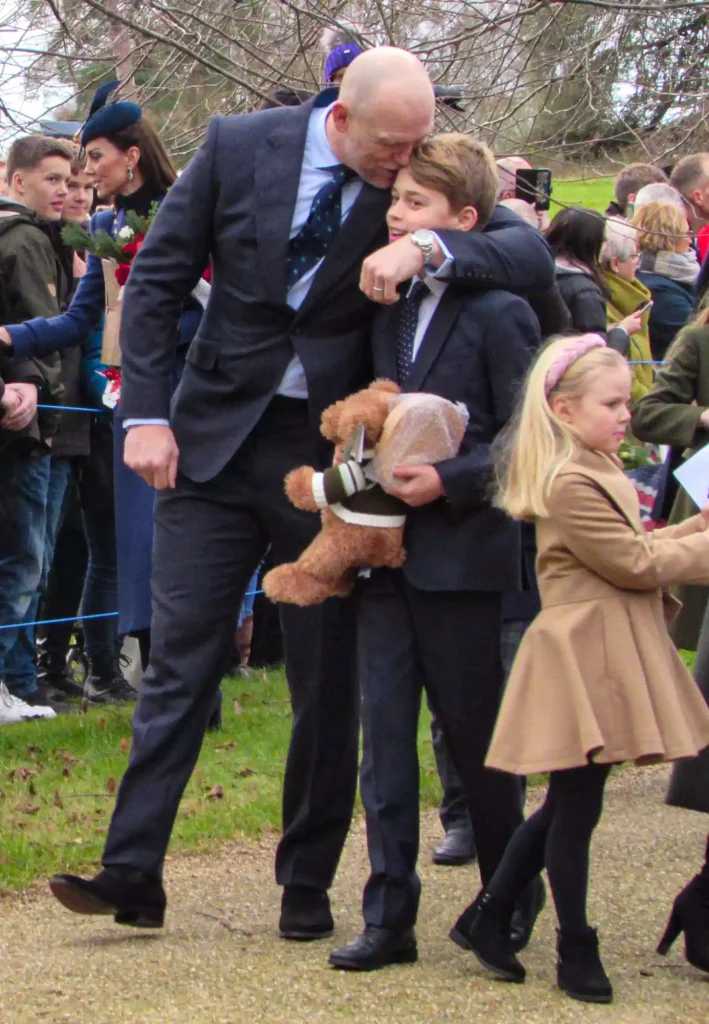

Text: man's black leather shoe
xmin=510 ymin=876 xmax=546 ymax=952
xmin=329 ymin=926 xmax=418 ymax=971
xmin=432 ymin=829 xmax=477 ymax=866
xmin=279 ymin=885 xmax=334 ymax=940
xmin=49 ymin=867 xmax=166 ymax=928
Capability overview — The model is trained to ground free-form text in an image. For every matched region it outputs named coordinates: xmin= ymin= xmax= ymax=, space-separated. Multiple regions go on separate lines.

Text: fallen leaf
xmin=62 ymin=765 xmax=70 ymax=778
xmin=207 ymin=784 xmax=224 ymax=799
xmin=215 ymin=741 xmax=236 ymax=750
xmin=19 ymin=804 xmax=40 ymax=815
xmin=9 ymin=767 xmax=37 ymax=782
xmin=232 ymin=700 xmax=243 ymax=715
xmin=28 ymin=779 xmax=36 ymax=796
xmin=27 ymin=744 xmax=36 ymax=758
xmin=53 ymin=791 xmax=64 ymax=809
xmin=73 ymin=838 xmax=83 ymax=845
xmin=119 ymin=738 xmax=130 ymax=752
xmin=0 ymin=790 xmax=5 ymax=800
xmin=237 ymin=768 xmax=255 ymax=778
xmin=107 ymin=777 xmax=116 ymax=794
xmin=98 ymin=717 xmax=106 ymax=727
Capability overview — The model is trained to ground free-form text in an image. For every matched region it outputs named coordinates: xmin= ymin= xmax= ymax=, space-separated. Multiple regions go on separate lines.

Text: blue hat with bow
xmin=80 ymin=80 xmax=142 ymax=146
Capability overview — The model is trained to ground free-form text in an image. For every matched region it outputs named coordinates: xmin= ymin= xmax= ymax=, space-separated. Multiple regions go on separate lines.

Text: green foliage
xmin=619 ymin=439 xmax=652 ymax=471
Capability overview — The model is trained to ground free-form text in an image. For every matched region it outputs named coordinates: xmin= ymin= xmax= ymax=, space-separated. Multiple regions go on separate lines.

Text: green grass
xmin=0 ymin=669 xmax=443 ymax=892
xmin=552 ymin=174 xmax=614 ymax=215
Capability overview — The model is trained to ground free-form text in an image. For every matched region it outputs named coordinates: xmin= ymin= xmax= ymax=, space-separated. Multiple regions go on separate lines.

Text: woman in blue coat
xmin=0 ymin=84 xmax=203 ymax=702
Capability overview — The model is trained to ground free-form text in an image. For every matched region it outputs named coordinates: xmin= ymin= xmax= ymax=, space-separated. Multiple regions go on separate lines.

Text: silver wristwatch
xmin=409 ymin=228 xmax=436 ymax=264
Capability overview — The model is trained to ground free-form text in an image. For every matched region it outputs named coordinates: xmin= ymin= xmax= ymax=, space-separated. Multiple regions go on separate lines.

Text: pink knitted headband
xmin=544 ymin=334 xmax=606 ymax=397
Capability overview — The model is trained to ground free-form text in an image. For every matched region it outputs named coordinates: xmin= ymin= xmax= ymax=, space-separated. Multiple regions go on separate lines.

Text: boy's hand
xmin=0 ymin=327 xmax=11 ymax=346
xmin=384 ymin=465 xmax=444 ymax=507
xmin=360 ymin=235 xmax=443 ymax=304
xmin=1 ymin=382 xmax=37 ymax=430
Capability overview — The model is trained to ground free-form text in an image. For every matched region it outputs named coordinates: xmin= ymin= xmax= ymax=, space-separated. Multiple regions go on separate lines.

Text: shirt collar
xmin=406 ymin=274 xmax=447 ymax=299
xmin=306 ymin=103 xmax=341 ymax=172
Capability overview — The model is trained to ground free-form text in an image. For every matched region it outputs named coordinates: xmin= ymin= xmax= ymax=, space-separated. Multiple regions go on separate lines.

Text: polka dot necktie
xmin=287 ymin=164 xmax=354 ymax=289
xmin=396 ymin=279 xmax=429 ymax=383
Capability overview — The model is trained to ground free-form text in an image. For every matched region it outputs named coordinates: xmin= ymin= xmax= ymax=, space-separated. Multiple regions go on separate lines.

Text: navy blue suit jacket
xmin=372 ymin=284 xmax=541 ymax=592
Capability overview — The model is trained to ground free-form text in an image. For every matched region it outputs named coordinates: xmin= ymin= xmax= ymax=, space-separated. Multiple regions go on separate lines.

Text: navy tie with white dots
xmin=287 ymin=164 xmax=353 ymax=289
xmin=396 ymin=279 xmax=429 ymax=383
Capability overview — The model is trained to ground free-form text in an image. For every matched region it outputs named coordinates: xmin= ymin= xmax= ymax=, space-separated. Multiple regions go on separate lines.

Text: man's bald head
xmin=496 ymin=156 xmax=531 ymax=199
xmin=327 ymin=47 xmax=435 ymax=189
xmin=339 ymin=46 xmax=434 ymax=115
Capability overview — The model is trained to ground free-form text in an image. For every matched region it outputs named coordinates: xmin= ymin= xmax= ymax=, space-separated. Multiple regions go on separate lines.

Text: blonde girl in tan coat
xmin=449 ymin=333 xmax=709 ymax=1005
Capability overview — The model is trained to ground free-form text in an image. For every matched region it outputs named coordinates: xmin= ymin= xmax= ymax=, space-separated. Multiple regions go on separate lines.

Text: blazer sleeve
xmin=565 ymin=281 xmax=629 ymax=355
xmin=119 ymin=121 xmax=217 ymax=421
xmin=6 ymin=212 xmax=110 ymax=359
xmin=434 ymin=207 xmax=554 ymax=296
xmin=437 ymin=296 xmax=539 ymax=514
xmin=631 ymin=328 xmax=707 ymax=448
xmin=548 ymin=472 xmax=709 ymax=589
xmin=648 ymin=286 xmax=693 ymax=359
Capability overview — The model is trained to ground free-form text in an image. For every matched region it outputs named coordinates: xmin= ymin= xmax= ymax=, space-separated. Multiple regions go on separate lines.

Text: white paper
xmin=674 ymin=445 xmax=709 ymax=509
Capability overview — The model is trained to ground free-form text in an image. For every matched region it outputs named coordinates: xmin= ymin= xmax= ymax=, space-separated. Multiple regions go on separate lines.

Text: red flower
xmin=120 ymin=237 xmax=144 ymax=259
xmin=115 ymin=262 xmax=131 ymax=286
xmin=104 ymin=367 xmax=122 ymax=383
xmin=202 ymin=264 xmax=212 ymax=283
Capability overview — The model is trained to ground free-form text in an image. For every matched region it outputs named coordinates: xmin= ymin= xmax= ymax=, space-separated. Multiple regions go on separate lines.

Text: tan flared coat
xmin=487 ymin=448 xmax=709 ymax=776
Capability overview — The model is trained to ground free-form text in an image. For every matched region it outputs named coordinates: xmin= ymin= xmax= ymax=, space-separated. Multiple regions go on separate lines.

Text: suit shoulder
xmin=452 ymin=286 xmax=537 ymax=322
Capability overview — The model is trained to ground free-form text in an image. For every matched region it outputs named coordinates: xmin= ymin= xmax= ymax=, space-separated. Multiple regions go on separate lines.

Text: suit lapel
xmin=404 ymin=287 xmax=462 ymax=392
xmin=254 ymin=100 xmax=314 ymax=306
xmin=295 ymin=183 xmax=390 ymax=320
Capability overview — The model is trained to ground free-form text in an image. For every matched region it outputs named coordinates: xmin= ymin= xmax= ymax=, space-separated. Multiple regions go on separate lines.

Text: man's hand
xmin=699 ymin=408 xmax=709 ymax=430
xmin=700 ymin=503 xmax=709 ymax=530
xmin=1 ymin=382 xmax=37 ymax=430
xmin=0 ymin=327 xmax=11 ymax=346
xmin=384 ymin=464 xmax=444 ymax=507
xmin=360 ymin=235 xmax=443 ymax=305
xmin=124 ymin=424 xmax=180 ymax=490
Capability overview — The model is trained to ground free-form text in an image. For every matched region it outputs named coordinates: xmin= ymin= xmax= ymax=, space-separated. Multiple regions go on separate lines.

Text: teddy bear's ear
xmin=369 ymin=379 xmax=401 ymax=396
xmin=320 ymin=400 xmax=345 ymax=441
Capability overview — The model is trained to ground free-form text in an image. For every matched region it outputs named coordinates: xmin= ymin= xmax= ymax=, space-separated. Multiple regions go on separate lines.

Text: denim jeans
xmin=4 ymin=457 xmax=72 ymax=696
xmin=0 ymin=454 xmax=51 ymax=690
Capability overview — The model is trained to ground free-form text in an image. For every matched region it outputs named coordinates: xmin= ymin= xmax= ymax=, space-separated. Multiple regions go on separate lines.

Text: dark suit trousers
xmin=102 ymin=398 xmax=359 ymax=886
xmin=357 ymin=570 xmax=523 ymax=931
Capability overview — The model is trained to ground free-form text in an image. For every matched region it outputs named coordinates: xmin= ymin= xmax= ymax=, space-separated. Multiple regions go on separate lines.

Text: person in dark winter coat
xmin=0 ymin=135 xmax=71 ymax=712
xmin=546 ymin=207 xmax=642 ymax=354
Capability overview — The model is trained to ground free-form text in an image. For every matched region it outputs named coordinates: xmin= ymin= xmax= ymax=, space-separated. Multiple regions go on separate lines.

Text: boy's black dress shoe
xmin=432 ymin=829 xmax=477 ymax=866
xmin=329 ymin=926 xmax=418 ymax=971
xmin=279 ymin=885 xmax=334 ymax=940
xmin=49 ymin=867 xmax=166 ymax=928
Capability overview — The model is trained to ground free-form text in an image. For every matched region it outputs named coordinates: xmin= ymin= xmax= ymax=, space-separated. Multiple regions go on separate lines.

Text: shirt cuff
xmin=123 ymin=418 xmax=170 ymax=429
xmin=430 ymin=233 xmax=454 ymax=278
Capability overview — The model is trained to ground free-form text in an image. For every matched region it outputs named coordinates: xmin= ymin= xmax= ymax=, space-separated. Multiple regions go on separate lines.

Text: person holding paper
xmin=632 ymin=307 xmax=709 ymax=652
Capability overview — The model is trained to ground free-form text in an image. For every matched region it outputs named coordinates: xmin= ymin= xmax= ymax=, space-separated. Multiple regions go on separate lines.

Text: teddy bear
xmin=262 ymin=379 xmax=468 ymax=607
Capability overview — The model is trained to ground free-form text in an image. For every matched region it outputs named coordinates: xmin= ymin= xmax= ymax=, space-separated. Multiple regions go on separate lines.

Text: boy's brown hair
xmin=7 ymin=136 xmax=73 ymax=183
xmin=407 ymin=132 xmax=499 ymax=228
xmin=66 ymin=142 xmax=88 ymax=177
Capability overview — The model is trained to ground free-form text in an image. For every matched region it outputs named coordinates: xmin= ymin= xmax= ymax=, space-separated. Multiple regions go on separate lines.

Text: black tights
xmin=488 ymin=762 xmax=611 ymax=933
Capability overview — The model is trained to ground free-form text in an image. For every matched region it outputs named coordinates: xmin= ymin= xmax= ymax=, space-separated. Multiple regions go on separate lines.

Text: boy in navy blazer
xmin=330 ymin=134 xmax=543 ymax=971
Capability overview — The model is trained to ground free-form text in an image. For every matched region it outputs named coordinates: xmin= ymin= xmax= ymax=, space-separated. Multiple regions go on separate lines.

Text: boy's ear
xmin=456 ymin=205 xmax=478 ymax=232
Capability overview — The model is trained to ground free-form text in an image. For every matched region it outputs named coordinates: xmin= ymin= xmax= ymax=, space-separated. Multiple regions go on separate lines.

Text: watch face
xmin=413 ymin=229 xmax=434 ymax=244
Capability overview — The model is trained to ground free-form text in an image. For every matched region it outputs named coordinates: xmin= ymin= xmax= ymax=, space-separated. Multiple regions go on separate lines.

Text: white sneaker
xmin=0 ymin=683 xmax=56 ymax=724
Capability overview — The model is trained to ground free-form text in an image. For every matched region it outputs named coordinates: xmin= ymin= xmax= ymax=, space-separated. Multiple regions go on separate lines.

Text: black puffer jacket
xmin=555 ymin=263 xmax=629 ymax=354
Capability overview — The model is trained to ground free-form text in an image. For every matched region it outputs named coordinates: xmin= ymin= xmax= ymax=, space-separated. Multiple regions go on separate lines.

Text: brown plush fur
xmin=263 ymin=380 xmax=406 ymax=606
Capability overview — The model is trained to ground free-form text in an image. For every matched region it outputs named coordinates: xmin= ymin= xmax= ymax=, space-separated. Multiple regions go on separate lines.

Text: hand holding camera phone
xmin=515 ymin=168 xmax=553 ymax=211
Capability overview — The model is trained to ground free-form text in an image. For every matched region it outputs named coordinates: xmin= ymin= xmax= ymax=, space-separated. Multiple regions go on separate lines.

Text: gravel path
xmin=2 ymin=766 xmax=708 ymax=1024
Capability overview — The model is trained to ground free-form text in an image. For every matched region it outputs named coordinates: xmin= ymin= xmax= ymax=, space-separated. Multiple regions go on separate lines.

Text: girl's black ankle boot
xmin=556 ymin=927 xmax=613 ymax=1004
xmin=450 ymin=891 xmax=526 ymax=982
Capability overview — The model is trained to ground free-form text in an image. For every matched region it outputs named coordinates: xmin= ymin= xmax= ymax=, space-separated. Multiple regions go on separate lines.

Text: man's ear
xmin=329 ymin=102 xmax=349 ymax=135
xmin=456 ymin=205 xmax=478 ymax=232
xmin=10 ymin=170 xmax=24 ymax=197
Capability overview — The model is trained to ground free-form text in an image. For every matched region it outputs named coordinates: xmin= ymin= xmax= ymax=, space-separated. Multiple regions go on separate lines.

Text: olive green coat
xmin=632 ymin=324 xmax=709 ymax=650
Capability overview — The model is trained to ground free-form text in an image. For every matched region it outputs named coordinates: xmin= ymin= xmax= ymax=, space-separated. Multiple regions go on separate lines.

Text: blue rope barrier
xmin=38 ymin=404 xmax=104 ymax=413
xmin=0 ymin=591 xmax=264 ymax=631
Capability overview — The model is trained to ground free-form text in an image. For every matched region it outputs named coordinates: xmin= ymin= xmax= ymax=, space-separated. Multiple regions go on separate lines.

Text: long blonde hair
xmin=495 ymin=337 xmax=628 ymax=519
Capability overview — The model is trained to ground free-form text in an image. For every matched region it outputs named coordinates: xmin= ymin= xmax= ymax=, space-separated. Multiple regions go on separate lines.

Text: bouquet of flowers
xmin=62 ymin=204 xmax=160 ymax=366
